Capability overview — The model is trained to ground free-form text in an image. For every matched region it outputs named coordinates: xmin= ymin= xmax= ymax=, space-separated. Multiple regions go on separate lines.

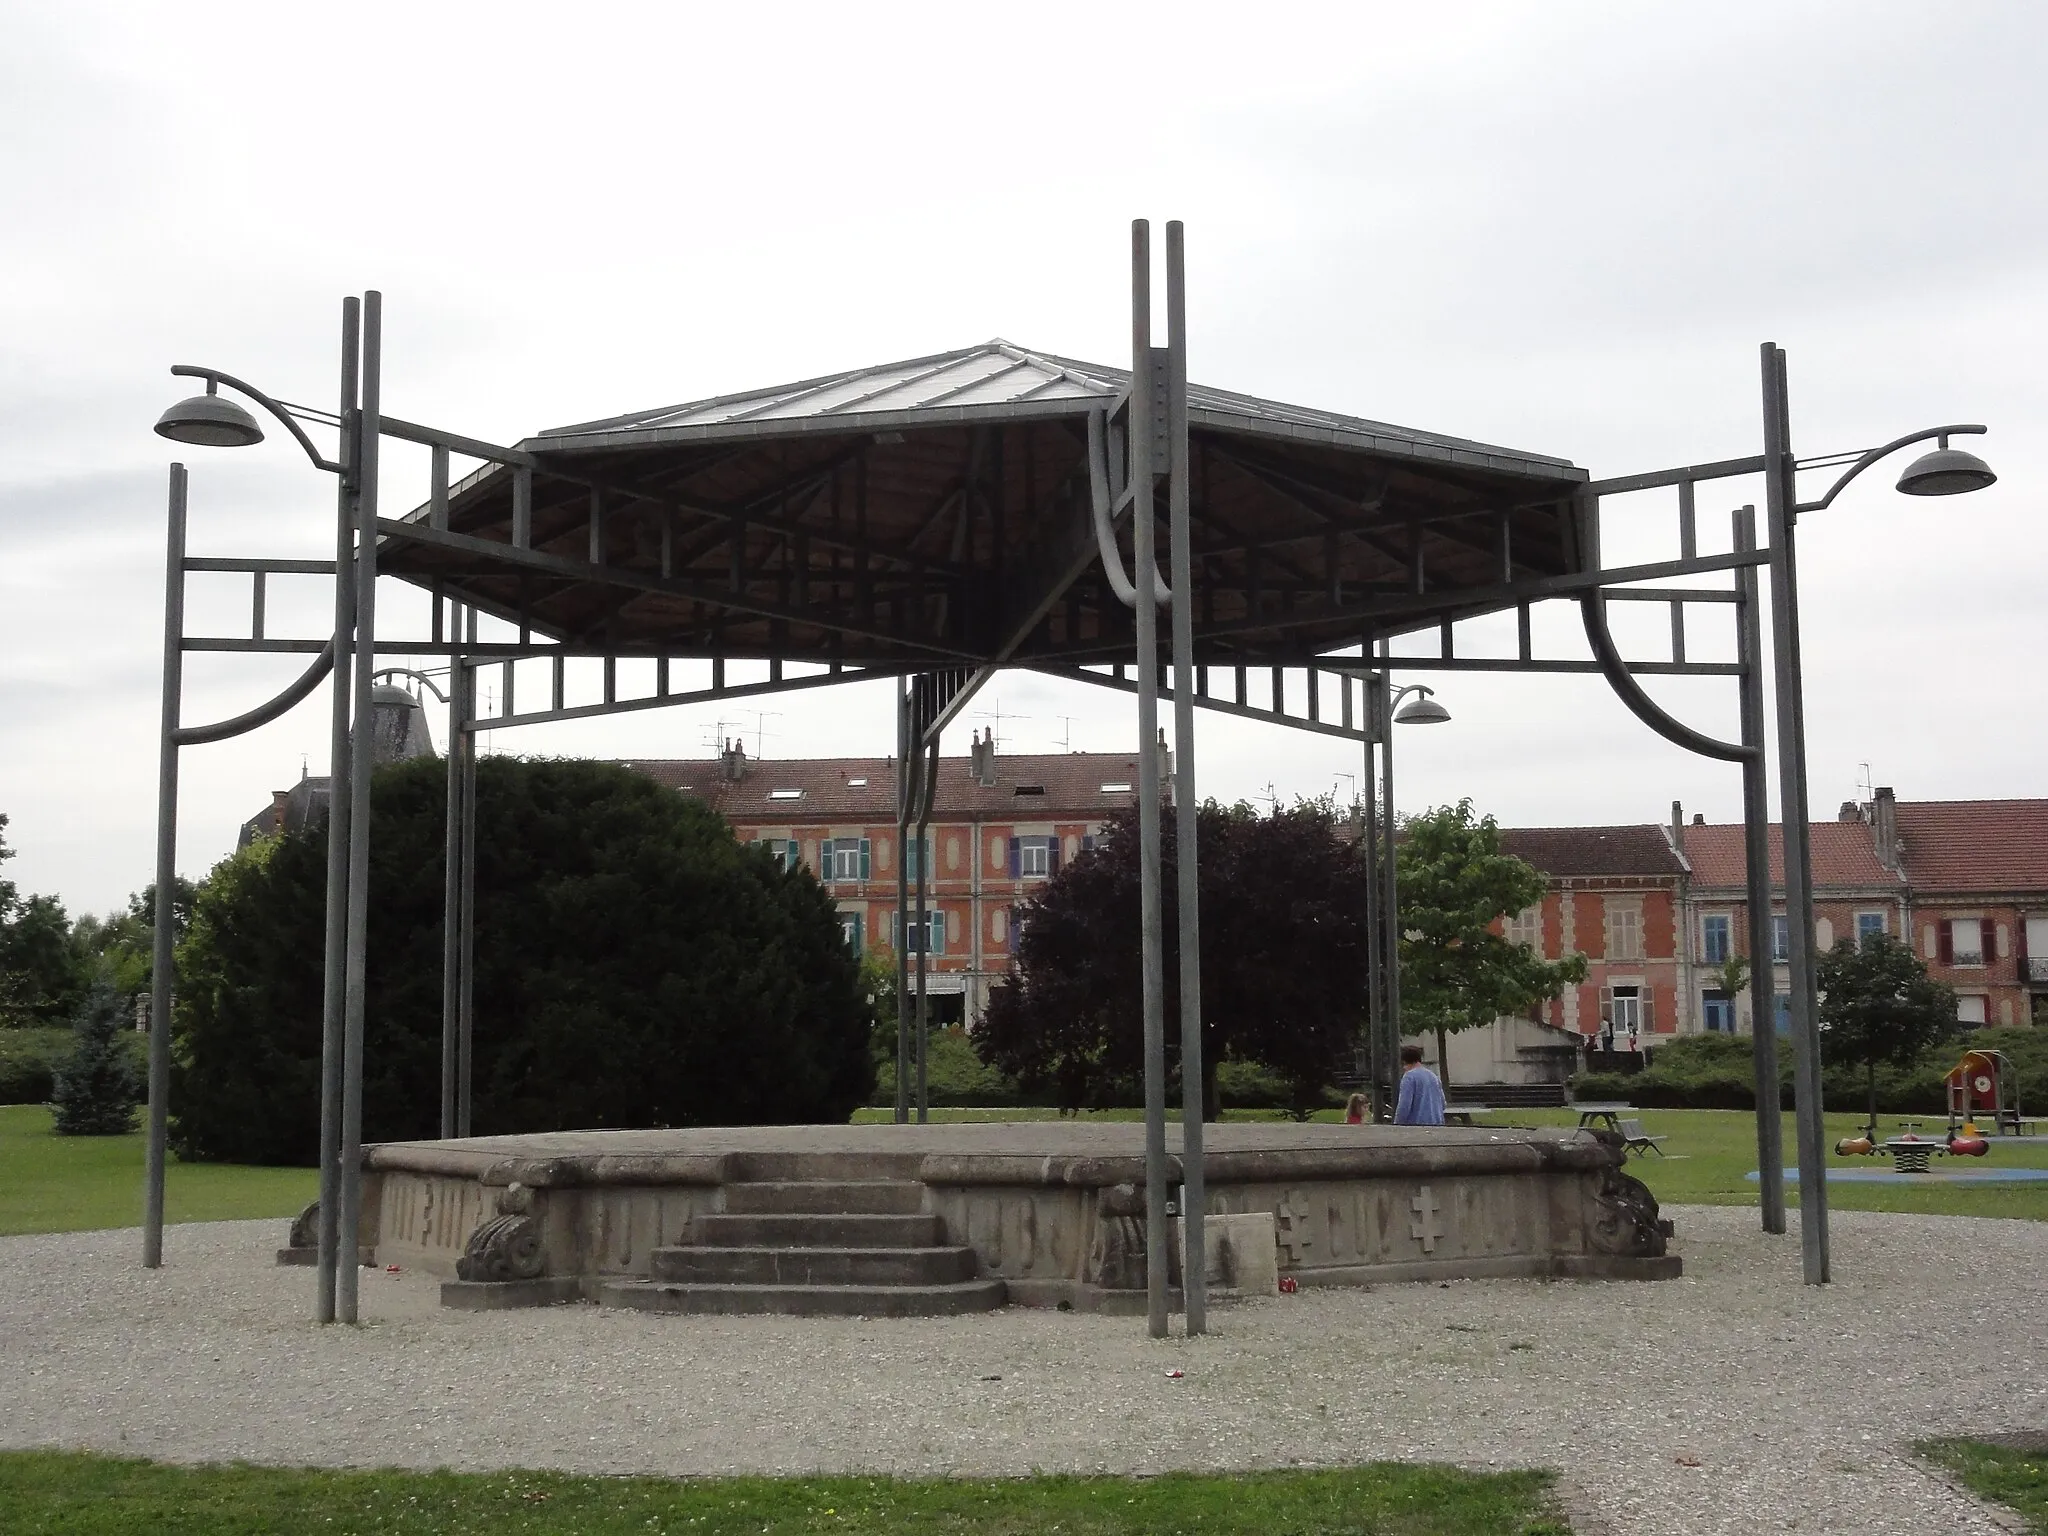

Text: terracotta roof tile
xmin=1895 ymin=800 xmax=2048 ymax=894
xmin=623 ymin=751 xmax=1144 ymax=824
xmin=1496 ymin=825 xmax=1684 ymax=878
xmin=1679 ymin=821 xmax=1902 ymax=891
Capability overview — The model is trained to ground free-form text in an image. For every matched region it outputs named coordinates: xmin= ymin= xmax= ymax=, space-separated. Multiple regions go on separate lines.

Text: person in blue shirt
xmin=1393 ymin=1044 xmax=1446 ymax=1126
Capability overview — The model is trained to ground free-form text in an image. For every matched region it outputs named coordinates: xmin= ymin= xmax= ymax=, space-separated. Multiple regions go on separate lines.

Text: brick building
xmin=632 ymin=741 xmax=1148 ymax=1026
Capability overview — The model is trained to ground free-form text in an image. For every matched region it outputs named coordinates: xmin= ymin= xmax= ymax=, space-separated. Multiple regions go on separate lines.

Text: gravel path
xmin=2 ymin=1205 xmax=2041 ymax=1534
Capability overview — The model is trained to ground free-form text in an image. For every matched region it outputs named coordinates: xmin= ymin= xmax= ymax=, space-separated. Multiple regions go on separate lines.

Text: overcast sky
xmin=3 ymin=1 xmax=2042 ymax=918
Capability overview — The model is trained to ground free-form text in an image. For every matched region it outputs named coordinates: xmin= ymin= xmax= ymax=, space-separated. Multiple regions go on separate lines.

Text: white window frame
xmin=1019 ymin=838 xmax=1050 ymax=878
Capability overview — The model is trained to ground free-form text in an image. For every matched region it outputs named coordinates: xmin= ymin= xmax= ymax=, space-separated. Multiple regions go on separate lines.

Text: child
xmin=1344 ymin=1091 xmax=1368 ymax=1125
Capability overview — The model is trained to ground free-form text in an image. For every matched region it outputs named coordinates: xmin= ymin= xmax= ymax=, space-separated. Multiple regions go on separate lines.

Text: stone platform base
xmin=330 ymin=1121 xmax=1676 ymax=1312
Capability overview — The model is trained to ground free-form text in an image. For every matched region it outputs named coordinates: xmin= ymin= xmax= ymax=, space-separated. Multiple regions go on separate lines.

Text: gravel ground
xmin=2 ymin=1205 xmax=2042 ymax=1534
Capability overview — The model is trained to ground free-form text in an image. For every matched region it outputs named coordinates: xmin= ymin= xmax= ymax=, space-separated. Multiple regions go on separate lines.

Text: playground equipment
xmin=1947 ymin=1049 xmax=2019 ymax=1136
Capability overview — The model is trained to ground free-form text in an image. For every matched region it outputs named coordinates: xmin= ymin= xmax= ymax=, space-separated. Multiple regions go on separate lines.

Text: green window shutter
xmin=821 ymin=839 xmax=834 ymax=880
xmin=860 ymin=838 xmax=872 ymax=879
xmin=932 ymin=909 xmax=946 ymax=955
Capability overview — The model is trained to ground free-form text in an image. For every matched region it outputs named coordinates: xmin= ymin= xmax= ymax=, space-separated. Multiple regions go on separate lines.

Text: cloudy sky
xmin=2 ymin=1 xmax=2042 ymax=918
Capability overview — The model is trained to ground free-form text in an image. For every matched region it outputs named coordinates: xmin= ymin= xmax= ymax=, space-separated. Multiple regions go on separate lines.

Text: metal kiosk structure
xmin=146 ymin=220 xmax=1994 ymax=1329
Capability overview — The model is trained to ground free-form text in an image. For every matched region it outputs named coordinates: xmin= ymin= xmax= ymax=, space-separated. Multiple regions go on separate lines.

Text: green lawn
xmin=853 ymin=1104 xmax=2048 ymax=1222
xmin=0 ymin=1103 xmax=316 ymax=1238
xmin=0 ymin=1453 xmax=1566 ymax=1535
xmin=1920 ymin=1438 xmax=2048 ymax=1533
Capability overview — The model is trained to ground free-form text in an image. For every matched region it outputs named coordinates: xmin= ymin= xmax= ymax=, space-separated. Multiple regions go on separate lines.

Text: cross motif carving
xmin=1275 ymin=1189 xmax=1313 ymax=1263
xmin=1410 ymin=1185 xmax=1445 ymax=1254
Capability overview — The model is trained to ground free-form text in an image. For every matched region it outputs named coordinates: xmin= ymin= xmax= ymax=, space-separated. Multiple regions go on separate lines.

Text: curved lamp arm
xmin=1797 ymin=423 xmax=1986 ymax=514
xmin=170 ymin=364 xmax=344 ymax=474
xmin=174 ymin=640 xmax=337 ymax=747
xmin=373 ymin=665 xmax=449 ymax=704
xmin=1086 ymin=409 xmax=1172 ymax=610
xmin=1579 ymin=594 xmax=1753 ymax=764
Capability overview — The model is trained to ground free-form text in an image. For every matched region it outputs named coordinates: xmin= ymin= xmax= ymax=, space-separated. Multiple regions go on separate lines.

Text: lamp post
xmin=1366 ymin=671 xmax=1451 ymax=1119
xmin=151 ymin=296 xmax=380 ymax=1324
xmin=1758 ymin=343 xmax=1995 ymax=1285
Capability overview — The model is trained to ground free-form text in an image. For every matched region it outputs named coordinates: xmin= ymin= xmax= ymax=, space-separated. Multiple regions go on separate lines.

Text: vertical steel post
xmin=316 ymin=296 xmax=361 ymax=1321
xmin=1362 ymin=715 xmax=1384 ymax=1119
xmin=337 ymin=292 xmax=382 ymax=1323
xmin=915 ymin=745 xmax=932 ymax=1126
xmin=894 ymin=685 xmax=912 ymax=1124
xmin=1164 ymin=220 xmax=1205 ymax=1335
xmin=1130 ymin=219 xmax=1170 ymax=1339
xmin=142 ymin=463 xmax=186 ymax=1270
xmin=1378 ymin=660 xmax=1403 ymax=1084
xmin=1734 ymin=505 xmax=1786 ymax=1234
xmin=457 ymin=647 xmax=477 ymax=1139
xmin=1760 ymin=342 xmax=1828 ymax=1285
xmin=440 ymin=607 xmax=463 ymax=1140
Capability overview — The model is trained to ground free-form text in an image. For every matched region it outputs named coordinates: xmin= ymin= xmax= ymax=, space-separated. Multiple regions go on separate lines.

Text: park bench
xmin=1616 ymin=1118 xmax=1666 ymax=1157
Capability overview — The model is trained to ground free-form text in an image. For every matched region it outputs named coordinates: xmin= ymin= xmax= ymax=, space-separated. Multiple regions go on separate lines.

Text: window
xmin=1772 ymin=993 xmax=1791 ymax=1035
xmin=839 ymin=912 xmax=863 ymax=952
xmin=1956 ymin=993 xmax=1988 ymax=1028
xmin=1856 ymin=911 xmax=1886 ymax=947
xmin=768 ymin=788 xmax=804 ymax=801
xmin=1607 ymin=986 xmax=1642 ymax=1033
xmin=1008 ymin=835 xmax=1059 ymax=879
xmin=1702 ymin=990 xmax=1736 ymax=1034
xmin=1100 ymin=782 xmax=1132 ymax=793
xmin=846 ymin=776 xmax=868 ymax=787
xmin=892 ymin=909 xmax=945 ymax=954
xmin=1504 ymin=906 xmax=1542 ymax=950
xmin=1701 ymin=913 xmax=1731 ymax=965
xmin=752 ymin=838 xmax=800 ymax=873
xmin=904 ymin=836 xmax=933 ymax=881
xmin=1605 ymin=902 xmax=1642 ymax=961
xmin=1770 ymin=914 xmax=1790 ymax=963
xmin=822 ymin=838 xmax=872 ymax=883
xmin=1941 ymin=918 xmax=1991 ymax=967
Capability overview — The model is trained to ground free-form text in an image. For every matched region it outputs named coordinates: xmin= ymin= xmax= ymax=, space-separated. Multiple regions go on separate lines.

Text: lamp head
xmin=1897 ymin=440 xmax=1995 ymax=497
xmin=1395 ymin=695 xmax=1452 ymax=726
xmin=155 ymin=383 xmax=263 ymax=448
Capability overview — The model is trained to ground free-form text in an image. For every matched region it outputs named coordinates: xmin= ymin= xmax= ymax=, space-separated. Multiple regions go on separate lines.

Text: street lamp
xmin=1368 ymin=679 xmax=1450 ymax=1119
xmin=147 ymin=298 xmax=380 ymax=1330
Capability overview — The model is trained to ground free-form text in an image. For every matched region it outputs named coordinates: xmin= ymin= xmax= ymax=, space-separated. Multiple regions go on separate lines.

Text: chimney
xmin=1671 ymin=801 xmax=1683 ymax=842
xmin=969 ymin=728 xmax=997 ymax=788
xmin=721 ymin=738 xmax=748 ymax=782
xmin=1692 ymin=813 xmax=1705 ymax=826
xmin=1838 ymin=801 xmax=1860 ymax=822
xmin=1873 ymin=786 xmax=1899 ymax=869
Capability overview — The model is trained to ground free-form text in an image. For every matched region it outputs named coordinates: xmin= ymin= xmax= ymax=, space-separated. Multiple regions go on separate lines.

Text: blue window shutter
xmin=1008 ymin=837 xmax=1020 ymax=878
xmin=860 ymin=838 xmax=872 ymax=880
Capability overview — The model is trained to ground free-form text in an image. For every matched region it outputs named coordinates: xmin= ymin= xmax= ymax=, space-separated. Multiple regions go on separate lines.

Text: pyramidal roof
xmin=531 ymin=339 xmax=1576 ymax=478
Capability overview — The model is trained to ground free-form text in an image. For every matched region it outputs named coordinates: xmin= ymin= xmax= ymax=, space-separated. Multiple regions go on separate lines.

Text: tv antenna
xmin=740 ymin=709 xmax=784 ymax=759
xmin=1053 ymin=715 xmax=1077 ymax=753
xmin=1856 ymin=761 xmax=1874 ymax=807
xmin=972 ymin=700 xmax=1030 ymax=751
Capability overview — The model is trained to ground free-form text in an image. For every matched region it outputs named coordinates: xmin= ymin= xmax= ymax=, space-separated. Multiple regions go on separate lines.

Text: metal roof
xmin=532 ymin=340 xmax=1578 ymax=482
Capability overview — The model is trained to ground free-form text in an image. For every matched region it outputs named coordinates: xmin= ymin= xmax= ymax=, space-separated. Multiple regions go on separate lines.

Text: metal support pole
xmin=1131 ymin=219 xmax=1170 ymax=1339
xmin=337 ymin=292 xmax=382 ymax=1323
xmin=1165 ymin=220 xmax=1205 ymax=1336
xmin=440 ymin=609 xmax=463 ymax=1140
xmin=1761 ymin=342 xmax=1828 ymax=1285
xmin=142 ymin=463 xmax=186 ymax=1270
xmin=1734 ymin=505 xmax=1786 ymax=1234
xmin=1378 ymin=659 xmax=1404 ymax=1086
xmin=316 ymin=296 xmax=361 ymax=1321
xmin=894 ymin=686 xmax=912 ymax=1125
xmin=1362 ymin=718 xmax=1385 ymax=1119
xmin=457 ymin=652 xmax=476 ymax=1139
xmin=915 ymin=777 xmax=932 ymax=1127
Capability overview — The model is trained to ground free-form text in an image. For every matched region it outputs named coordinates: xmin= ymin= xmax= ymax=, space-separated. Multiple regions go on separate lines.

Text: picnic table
xmin=1573 ymin=1102 xmax=1634 ymax=1132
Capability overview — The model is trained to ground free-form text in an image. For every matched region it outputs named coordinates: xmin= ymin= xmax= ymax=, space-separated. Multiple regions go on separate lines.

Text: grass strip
xmin=1920 ymin=1437 xmax=2048 ymax=1532
xmin=0 ymin=1451 xmax=1566 ymax=1535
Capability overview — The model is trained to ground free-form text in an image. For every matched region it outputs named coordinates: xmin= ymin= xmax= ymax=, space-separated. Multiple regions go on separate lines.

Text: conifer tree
xmin=52 ymin=971 xmax=141 ymax=1136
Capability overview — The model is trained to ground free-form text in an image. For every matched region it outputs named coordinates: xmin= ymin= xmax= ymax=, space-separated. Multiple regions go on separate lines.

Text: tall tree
xmin=52 ymin=970 xmax=141 ymax=1136
xmin=1815 ymin=931 xmax=1956 ymax=1131
xmin=977 ymin=800 xmax=1371 ymax=1118
xmin=0 ymin=813 xmax=89 ymax=1027
xmin=1396 ymin=800 xmax=1587 ymax=1083
xmin=172 ymin=756 xmax=877 ymax=1163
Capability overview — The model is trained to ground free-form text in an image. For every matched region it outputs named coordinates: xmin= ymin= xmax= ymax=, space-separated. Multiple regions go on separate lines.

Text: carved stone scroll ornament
xmin=455 ymin=1184 xmax=546 ymax=1283
xmin=1586 ymin=1164 xmax=1671 ymax=1259
xmin=288 ymin=1200 xmax=319 ymax=1251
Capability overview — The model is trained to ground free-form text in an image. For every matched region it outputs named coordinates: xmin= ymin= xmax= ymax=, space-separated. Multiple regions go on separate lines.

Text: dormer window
xmin=1013 ymin=784 xmax=1045 ymax=796
xmin=768 ymin=788 xmax=804 ymax=801
xmin=846 ymin=777 xmax=868 ymax=787
xmin=1100 ymin=782 xmax=1131 ymax=793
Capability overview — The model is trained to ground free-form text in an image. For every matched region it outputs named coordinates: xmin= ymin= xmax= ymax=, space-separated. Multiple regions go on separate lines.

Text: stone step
xmin=651 ymin=1243 xmax=977 ymax=1287
xmin=689 ymin=1212 xmax=943 ymax=1248
xmin=601 ymin=1277 xmax=1007 ymax=1318
xmin=719 ymin=1180 xmax=926 ymax=1216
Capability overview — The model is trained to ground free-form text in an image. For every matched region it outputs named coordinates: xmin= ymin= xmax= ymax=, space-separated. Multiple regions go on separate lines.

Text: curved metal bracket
xmin=171 ymin=364 xmax=344 ymax=475
xmin=1086 ymin=410 xmax=1171 ymax=610
xmin=1798 ymin=423 xmax=1986 ymax=514
xmin=175 ymin=639 xmax=337 ymax=746
xmin=1579 ymin=594 xmax=1753 ymax=764
xmin=373 ymin=665 xmax=448 ymax=704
